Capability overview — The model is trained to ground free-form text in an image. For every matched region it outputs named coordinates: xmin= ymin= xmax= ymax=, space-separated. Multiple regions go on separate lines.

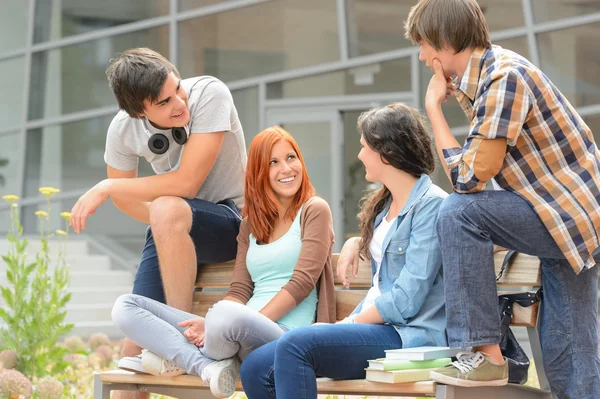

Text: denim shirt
xmin=352 ymin=174 xmax=448 ymax=348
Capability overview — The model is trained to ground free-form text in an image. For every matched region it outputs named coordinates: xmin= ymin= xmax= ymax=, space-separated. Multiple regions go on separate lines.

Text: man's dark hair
xmin=105 ymin=48 xmax=181 ymax=118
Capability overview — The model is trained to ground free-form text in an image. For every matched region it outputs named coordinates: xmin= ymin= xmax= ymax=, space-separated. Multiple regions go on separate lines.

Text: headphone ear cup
xmin=148 ymin=133 xmax=169 ymax=154
xmin=172 ymin=127 xmax=188 ymax=145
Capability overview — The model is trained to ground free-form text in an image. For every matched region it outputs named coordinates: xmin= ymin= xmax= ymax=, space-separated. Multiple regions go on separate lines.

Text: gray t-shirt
xmin=104 ymin=76 xmax=247 ymax=208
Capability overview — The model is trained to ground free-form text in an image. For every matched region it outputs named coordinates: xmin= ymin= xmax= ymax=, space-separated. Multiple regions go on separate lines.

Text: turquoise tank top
xmin=245 ymin=204 xmax=318 ymax=330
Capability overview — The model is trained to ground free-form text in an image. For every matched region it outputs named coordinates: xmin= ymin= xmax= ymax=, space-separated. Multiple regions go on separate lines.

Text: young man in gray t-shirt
xmin=68 ymin=48 xmax=246 ymax=386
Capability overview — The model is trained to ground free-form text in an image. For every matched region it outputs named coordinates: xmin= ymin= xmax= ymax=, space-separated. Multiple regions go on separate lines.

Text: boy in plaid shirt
xmin=405 ymin=0 xmax=600 ymax=396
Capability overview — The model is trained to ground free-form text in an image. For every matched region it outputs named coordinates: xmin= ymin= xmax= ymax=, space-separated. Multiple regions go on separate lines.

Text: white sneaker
xmin=141 ymin=350 xmax=186 ymax=377
xmin=201 ymin=357 xmax=241 ymax=398
xmin=118 ymin=353 xmax=147 ymax=374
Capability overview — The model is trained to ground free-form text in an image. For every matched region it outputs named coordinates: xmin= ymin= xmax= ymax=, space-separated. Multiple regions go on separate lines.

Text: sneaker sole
xmin=210 ymin=366 xmax=237 ymax=398
xmin=118 ymin=359 xmax=148 ymax=374
xmin=429 ymin=371 xmax=508 ymax=387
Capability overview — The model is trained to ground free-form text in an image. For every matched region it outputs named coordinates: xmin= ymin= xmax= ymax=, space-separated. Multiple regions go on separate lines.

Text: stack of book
xmin=365 ymin=346 xmax=462 ymax=384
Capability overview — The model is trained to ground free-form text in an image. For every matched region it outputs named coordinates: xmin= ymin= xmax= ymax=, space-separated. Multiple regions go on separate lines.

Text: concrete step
xmin=0 ymin=270 xmax=134 ymax=288
xmin=0 ymin=238 xmax=89 ymax=255
xmin=65 ymin=303 xmax=114 ymax=324
xmin=67 ymin=321 xmax=124 ymax=340
xmin=0 ymin=321 xmax=125 ymax=341
xmin=68 ymin=286 xmax=131 ymax=304
xmin=0 ymin=254 xmax=111 ymax=272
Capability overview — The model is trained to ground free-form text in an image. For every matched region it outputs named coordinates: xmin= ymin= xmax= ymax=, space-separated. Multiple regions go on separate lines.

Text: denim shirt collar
xmin=374 ymin=174 xmax=433 ymax=228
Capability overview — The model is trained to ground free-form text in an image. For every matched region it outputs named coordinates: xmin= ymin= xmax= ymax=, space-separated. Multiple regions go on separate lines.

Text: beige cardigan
xmin=225 ymin=196 xmax=336 ymax=323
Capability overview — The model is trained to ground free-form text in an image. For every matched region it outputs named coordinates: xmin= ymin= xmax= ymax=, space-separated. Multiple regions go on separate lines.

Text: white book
xmin=365 ymin=367 xmax=440 ymax=383
xmin=384 ymin=346 xmax=463 ymax=361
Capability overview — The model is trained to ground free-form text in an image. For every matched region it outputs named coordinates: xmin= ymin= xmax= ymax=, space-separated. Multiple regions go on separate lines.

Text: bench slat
xmin=195 ymin=252 xmax=541 ymax=289
xmin=100 ymin=371 xmax=437 ymax=396
xmin=192 ymin=290 xmax=538 ymax=327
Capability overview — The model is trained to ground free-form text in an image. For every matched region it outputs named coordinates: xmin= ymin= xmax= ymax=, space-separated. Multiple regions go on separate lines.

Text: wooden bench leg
xmin=436 ymin=384 xmax=551 ymax=399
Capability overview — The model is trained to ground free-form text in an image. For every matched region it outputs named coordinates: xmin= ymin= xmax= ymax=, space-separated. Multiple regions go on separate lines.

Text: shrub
xmin=35 ymin=376 xmax=64 ymax=399
xmin=0 ymin=190 xmax=74 ymax=378
xmin=88 ymin=333 xmax=112 ymax=351
xmin=0 ymin=369 xmax=33 ymax=398
xmin=0 ymin=350 xmax=17 ymax=370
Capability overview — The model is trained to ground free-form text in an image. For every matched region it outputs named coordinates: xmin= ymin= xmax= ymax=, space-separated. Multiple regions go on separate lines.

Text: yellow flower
xmin=60 ymin=211 xmax=71 ymax=221
xmin=2 ymin=194 xmax=19 ymax=202
xmin=35 ymin=210 xmax=49 ymax=218
xmin=39 ymin=187 xmax=60 ymax=197
xmin=55 ymin=230 xmax=67 ymax=237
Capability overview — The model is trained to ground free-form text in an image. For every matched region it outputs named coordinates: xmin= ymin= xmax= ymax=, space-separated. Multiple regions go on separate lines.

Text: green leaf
xmin=0 ymin=287 xmax=14 ymax=308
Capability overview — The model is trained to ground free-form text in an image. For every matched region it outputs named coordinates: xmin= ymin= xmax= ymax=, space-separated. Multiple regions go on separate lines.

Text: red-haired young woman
xmin=111 ymin=126 xmax=335 ymax=398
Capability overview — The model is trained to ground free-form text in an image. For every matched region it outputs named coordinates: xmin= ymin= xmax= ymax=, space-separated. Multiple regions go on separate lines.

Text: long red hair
xmin=243 ymin=126 xmax=315 ymax=243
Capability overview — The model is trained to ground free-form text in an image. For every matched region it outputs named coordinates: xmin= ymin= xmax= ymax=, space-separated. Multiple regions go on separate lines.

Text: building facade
xmin=1 ymin=0 xmax=600 ymax=257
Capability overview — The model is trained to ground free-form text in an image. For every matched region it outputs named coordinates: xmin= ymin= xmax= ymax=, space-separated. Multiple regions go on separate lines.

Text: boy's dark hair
xmin=404 ymin=0 xmax=491 ymax=53
xmin=105 ymin=48 xmax=181 ymax=118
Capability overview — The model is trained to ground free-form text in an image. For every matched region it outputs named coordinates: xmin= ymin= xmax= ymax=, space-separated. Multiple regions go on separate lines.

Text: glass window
xmin=24 ymin=116 xmax=155 ymax=197
xmin=346 ymin=0 xmax=524 ymax=58
xmin=267 ymin=58 xmax=411 ymax=99
xmin=538 ymin=23 xmax=600 ymax=108
xmin=232 ymin=87 xmax=259 ymax=142
xmin=33 ymin=0 xmax=169 ymax=43
xmin=583 ymin=114 xmax=600 ymax=144
xmin=179 ymin=0 xmax=235 ymax=11
xmin=532 ymin=0 xmax=600 ymax=23
xmin=0 ymin=57 xmax=26 ymax=130
xmin=346 ymin=0 xmax=414 ymax=57
xmin=28 ymin=26 xmax=169 ymax=120
xmin=0 ymin=1 xmax=29 ymax=54
xmin=178 ymin=0 xmax=339 ymax=82
xmin=477 ymin=0 xmax=524 ymax=31
xmin=495 ymin=36 xmax=529 ymax=60
xmin=0 ymin=133 xmax=22 ymax=201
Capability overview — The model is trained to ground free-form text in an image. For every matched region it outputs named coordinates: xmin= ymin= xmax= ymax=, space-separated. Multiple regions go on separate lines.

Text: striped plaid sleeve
xmin=443 ymin=71 xmax=533 ymax=193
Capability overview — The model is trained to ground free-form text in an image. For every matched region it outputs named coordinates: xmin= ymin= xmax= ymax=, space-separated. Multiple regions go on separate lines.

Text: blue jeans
xmin=437 ymin=191 xmax=600 ymax=398
xmin=132 ymin=198 xmax=241 ymax=303
xmin=240 ymin=323 xmax=402 ymax=399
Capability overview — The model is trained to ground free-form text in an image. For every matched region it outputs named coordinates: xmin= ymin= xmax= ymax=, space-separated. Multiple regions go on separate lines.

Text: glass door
xmin=266 ymin=107 xmax=344 ymax=250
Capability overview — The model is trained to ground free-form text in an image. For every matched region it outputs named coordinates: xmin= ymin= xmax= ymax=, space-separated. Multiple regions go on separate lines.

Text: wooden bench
xmin=95 ymin=252 xmax=552 ymax=399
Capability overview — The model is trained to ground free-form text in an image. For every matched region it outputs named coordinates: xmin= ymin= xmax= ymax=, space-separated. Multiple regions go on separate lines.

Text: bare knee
xmin=120 ymin=338 xmax=142 ymax=357
xmin=149 ymin=196 xmax=192 ymax=238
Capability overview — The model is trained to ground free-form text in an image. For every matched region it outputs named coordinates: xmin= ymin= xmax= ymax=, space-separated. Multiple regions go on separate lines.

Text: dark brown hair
xmin=404 ymin=0 xmax=491 ymax=52
xmin=105 ymin=48 xmax=181 ymax=118
xmin=357 ymin=103 xmax=435 ymax=260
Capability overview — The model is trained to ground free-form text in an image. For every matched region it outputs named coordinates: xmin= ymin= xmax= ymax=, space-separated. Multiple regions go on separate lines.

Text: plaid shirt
xmin=443 ymin=45 xmax=600 ymax=273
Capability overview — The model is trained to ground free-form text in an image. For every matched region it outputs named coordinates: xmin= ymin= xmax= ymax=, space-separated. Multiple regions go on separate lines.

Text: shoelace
xmin=450 ymin=351 xmax=485 ymax=373
xmin=162 ymin=359 xmax=181 ymax=373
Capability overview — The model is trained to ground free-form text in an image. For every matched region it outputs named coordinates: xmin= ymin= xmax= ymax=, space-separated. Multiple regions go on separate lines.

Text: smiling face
xmin=418 ymin=41 xmax=456 ymax=79
xmin=142 ymin=72 xmax=190 ymax=129
xmin=357 ymin=135 xmax=385 ymax=183
xmin=269 ymin=139 xmax=303 ymax=205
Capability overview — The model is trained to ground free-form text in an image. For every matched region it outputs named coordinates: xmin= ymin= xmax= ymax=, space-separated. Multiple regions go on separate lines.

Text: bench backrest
xmin=193 ymin=251 xmax=541 ymax=327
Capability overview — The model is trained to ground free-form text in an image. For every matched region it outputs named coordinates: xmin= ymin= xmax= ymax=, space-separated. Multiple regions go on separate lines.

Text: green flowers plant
xmin=0 ymin=188 xmax=74 ymax=378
